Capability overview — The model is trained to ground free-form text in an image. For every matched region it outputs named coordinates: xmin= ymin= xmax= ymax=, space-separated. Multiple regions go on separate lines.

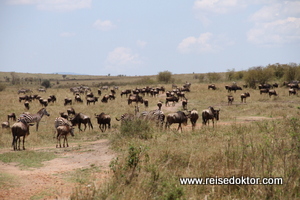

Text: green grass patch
xmin=0 ymin=151 xmax=57 ymax=169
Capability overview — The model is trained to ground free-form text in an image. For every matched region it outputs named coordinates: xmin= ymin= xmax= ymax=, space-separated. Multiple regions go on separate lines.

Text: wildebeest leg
xmin=177 ymin=123 xmax=182 ymax=131
xmin=36 ymin=122 xmax=39 ymax=131
xmin=64 ymin=135 xmax=68 ymax=147
xmin=17 ymin=136 xmax=21 ymax=150
xmin=22 ymin=136 xmax=26 ymax=150
xmin=78 ymin=123 xmax=83 ymax=131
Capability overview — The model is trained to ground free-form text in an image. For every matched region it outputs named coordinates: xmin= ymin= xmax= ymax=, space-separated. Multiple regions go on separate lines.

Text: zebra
xmin=54 ymin=117 xmax=73 ymax=138
xmin=18 ymin=108 xmax=50 ymax=131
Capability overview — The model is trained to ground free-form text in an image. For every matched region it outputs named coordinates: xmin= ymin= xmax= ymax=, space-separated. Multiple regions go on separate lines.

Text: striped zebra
xmin=18 ymin=108 xmax=50 ymax=131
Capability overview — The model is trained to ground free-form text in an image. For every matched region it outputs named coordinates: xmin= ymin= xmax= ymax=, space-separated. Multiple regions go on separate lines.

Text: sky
xmin=0 ymin=0 xmax=300 ymax=76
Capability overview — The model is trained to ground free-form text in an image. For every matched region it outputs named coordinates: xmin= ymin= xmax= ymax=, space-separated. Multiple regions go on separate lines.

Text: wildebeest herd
xmin=3 ymin=80 xmax=299 ymax=151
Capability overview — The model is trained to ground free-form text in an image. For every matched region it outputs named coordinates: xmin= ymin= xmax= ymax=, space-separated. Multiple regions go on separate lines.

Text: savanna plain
xmin=0 ymin=72 xmax=300 ymax=200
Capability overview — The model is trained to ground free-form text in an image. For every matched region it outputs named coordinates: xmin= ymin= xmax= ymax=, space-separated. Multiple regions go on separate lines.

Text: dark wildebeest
xmin=241 ymin=92 xmax=250 ymax=103
xmin=86 ymin=97 xmax=99 ymax=105
xmin=260 ymin=88 xmax=269 ymax=94
xmin=227 ymin=95 xmax=234 ymax=105
xmin=95 ymin=113 xmax=111 ymax=132
xmin=157 ymin=101 xmax=163 ymax=110
xmin=2 ymin=121 xmax=10 ymax=129
xmin=208 ymin=84 xmax=216 ymax=90
xmin=59 ymin=112 xmax=69 ymax=119
xmin=67 ymin=107 xmax=76 ymax=116
xmin=24 ymin=101 xmax=30 ymax=110
xmin=64 ymin=98 xmax=72 ymax=106
xmin=101 ymin=95 xmax=110 ymax=103
xmin=190 ymin=109 xmax=199 ymax=131
xmin=182 ymin=99 xmax=188 ymax=110
xmin=11 ymin=118 xmax=34 ymax=150
xmin=98 ymin=89 xmax=102 ymax=96
xmin=258 ymin=84 xmax=273 ymax=90
xmin=56 ymin=125 xmax=74 ymax=148
xmin=225 ymin=85 xmax=242 ymax=93
xmin=202 ymin=106 xmax=220 ymax=127
xmin=8 ymin=113 xmax=16 ymax=122
xmin=289 ymin=88 xmax=297 ymax=96
xmin=165 ymin=111 xmax=189 ymax=132
xmin=269 ymin=90 xmax=278 ymax=97
xmin=128 ymin=94 xmax=144 ymax=105
xmin=70 ymin=113 xmax=93 ymax=132
xmin=75 ymin=95 xmax=83 ymax=103
xmin=143 ymin=99 xmax=149 ymax=108
xmin=165 ymin=96 xmax=179 ymax=107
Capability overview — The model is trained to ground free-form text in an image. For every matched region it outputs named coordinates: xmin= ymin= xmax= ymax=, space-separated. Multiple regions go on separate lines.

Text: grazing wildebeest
xmin=208 ymin=84 xmax=216 ymax=90
xmin=120 ymin=89 xmax=131 ymax=97
xmin=143 ymin=99 xmax=149 ymax=108
xmin=38 ymin=88 xmax=46 ymax=92
xmin=75 ymin=95 xmax=83 ymax=103
xmin=59 ymin=112 xmax=69 ymax=119
xmin=98 ymin=89 xmax=102 ymax=96
xmin=165 ymin=96 xmax=179 ymax=107
xmin=182 ymin=99 xmax=188 ymax=110
xmin=86 ymin=92 xmax=94 ymax=98
xmin=18 ymin=108 xmax=50 ymax=131
xmin=67 ymin=107 xmax=76 ymax=116
xmin=273 ymin=83 xmax=278 ymax=88
xmin=190 ymin=109 xmax=199 ymax=131
xmin=157 ymin=101 xmax=163 ymax=110
xmin=8 ymin=113 xmax=16 ymax=122
xmin=24 ymin=101 xmax=30 ymax=110
xmin=48 ymin=95 xmax=56 ymax=103
xmin=2 ymin=121 xmax=10 ymax=129
xmin=70 ymin=113 xmax=93 ymax=132
xmin=101 ymin=95 xmax=110 ymax=103
xmin=227 ymin=95 xmax=234 ymax=105
xmin=289 ymin=88 xmax=297 ymax=96
xmin=56 ymin=125 xmax=74 ymax=148
xmin=165 ymin=111 xmax=189 ymax=132
xmin=64 ymin=98 xmax=72 ymax=106
xmin=241 ymin=92 xmax=250 ymax=103
xmin=86 ymin=97 xmax=99 ymax=105
xmin=269 ymin=90 xmax=278 ymax=97
xmin=11 ymin=118 xmax=34 ymax=150
xmin=202 ymin=106 xmax=220 ymax=127
xmin=128 ymin=94 xmax=144 ymax=105
xmin=258 ymin=84 xmax=272 ymax=90
xmin=225 ymin=85 xmax=242 ymax=93
xmin=260 ymin=88 xmax=269 ymax=94
xmin=95 ymin=113 xmax=111 ymax=132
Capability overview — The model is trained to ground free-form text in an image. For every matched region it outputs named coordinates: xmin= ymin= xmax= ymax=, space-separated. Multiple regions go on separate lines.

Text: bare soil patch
xmin=0 ymin=139 xmax=114 ymax=200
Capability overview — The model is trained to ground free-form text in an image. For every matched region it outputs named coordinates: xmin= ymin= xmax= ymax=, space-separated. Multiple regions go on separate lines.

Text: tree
xmin=207 ymin=72 xmax=221 ymax=82
xmin=62 ymin=75 xmax=67 ymax=79
xmin=157 ymin=71 xmax=172 ymax=83
xmin=243 ymin=66 xmax=273 ymax=89
xmin=41 ymin=79 xmax=51 ymax=88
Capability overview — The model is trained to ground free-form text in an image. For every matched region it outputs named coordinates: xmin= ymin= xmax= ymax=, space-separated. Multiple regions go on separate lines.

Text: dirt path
xmin=0 ymin=139 xmax=114 ymax=200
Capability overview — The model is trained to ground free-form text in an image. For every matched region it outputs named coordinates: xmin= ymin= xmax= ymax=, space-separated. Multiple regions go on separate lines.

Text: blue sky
xmin=0 ymin=0 xmax=299 ymax=76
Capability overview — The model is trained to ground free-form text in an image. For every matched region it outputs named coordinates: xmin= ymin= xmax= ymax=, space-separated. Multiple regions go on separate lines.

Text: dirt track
xmin=0 ymin=139 xmax=114 ymax=200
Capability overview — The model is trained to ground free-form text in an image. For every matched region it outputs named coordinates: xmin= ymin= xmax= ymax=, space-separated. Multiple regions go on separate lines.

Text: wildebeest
xmin=143 ymin=99 xmax=149 ymax=108
xmin=289 ymin=88 xmax=297 ymax=96
xmin=24 ymin=101 xmax=30 ymax=110
xmin=225 ymin=85 xmax=242 ymax=93
xmin=165 ymin=96 xmax=179 ymax=107
xmin=120 ymin=89 xmax=131 ymax=97
xmin=182 ymin=99 xmax=188 ymax=110
xmin=56 ymin=125 xmax=74 ymax=148
xmin=190 ymin=109 xmax=199 ymax=131
xmin=74 ymin=95 xmax=83 ymax=103
xmin=258 ymin=84 xmax=272 ymax=90
xmin=227 ymin=95 xmax=234 ymax=105
xmin=202 ymin=106 xmax=220 ymax=127
xmin=8 ymin=113 xmax=16 ymax=122
xmin=269 ymin=90 xmax=278 ymax=97
xmin=37 ymin=88 xmax=46 ymax=92
xmin=260 ymin=88 xmax=269 ymax=94
xmin=64 ymin=98 xmax=72 ymax=106
xmin=241 ymin=92 xmax=250 ymax=103
xmin=86 ymin=97 xmax=99 ymax=105
xmin=11 ymin=118 xmax=34 ymax=150
xmin=157 ymin=101 xmax=163 ymax=110
xmin=1 ymin=121 xmax=10 ymax=129
xmin=208 ymin=84 xmax=216 ymax=90
xmin=95 ymin=113 xmax=111 ymax=132
xmin=67 ymin=107 xmax=76 ymax=116
xmin=128 ymin=94 xmax=144 ymax=105
xmin=165 ymin=111 xmax=189 ymax=132
xmin=59 ymin=112 xmax=69 ymax=119
xmin=101 ymin=95 xmax=110 ymax=103
xmin=70 ymin=113 xmax=93 ymax=131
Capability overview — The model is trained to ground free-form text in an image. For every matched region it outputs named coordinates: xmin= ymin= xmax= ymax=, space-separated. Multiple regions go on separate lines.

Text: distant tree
xmin=41 ymin=79 xmax=51 ymax=88
xmin=243 ymin=66 xmax=273 ymax=88
xmin=62 ymin=75 xmax=67 ymax=79
xmin=11 ymin=72 xmax=20 ymax=85
xmin=226 ymin=69 xmax=235 ymax=81
xmin=157 ymin=71 xmax=172 ymax=83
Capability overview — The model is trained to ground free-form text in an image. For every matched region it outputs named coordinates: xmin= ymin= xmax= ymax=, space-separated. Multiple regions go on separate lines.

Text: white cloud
xmin=60 ymin=32 xmax=75 ymax=37
xmin=105 ymin=47 xmax=142 ymax=73
xmin=247 ymin=1 xmax=300 ymax=46
xmin=136 ymin=40 xmax=147 ymax=48
xmin=177 ymin=32 xmax=223 ymax=54
xmin=7 ymin=0 xmax=92 ymax=11
xmin=194 ymin=0 xmax=241 ymax=14
xmin=93 ymin=19 xmax=116 ymax=31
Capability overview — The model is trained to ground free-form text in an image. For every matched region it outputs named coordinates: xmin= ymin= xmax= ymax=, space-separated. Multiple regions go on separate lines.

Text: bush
xmin=41 ymin=79 xmax=51 ymax=88
xmin=157 ymin=71 xmax=172 ymax=83
xmin=0 ymin=83 xmax=6 ymax=91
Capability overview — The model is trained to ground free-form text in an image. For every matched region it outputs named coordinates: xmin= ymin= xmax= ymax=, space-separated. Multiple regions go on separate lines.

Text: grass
xmin=1 ymin=73 xmax=300 ymax=199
